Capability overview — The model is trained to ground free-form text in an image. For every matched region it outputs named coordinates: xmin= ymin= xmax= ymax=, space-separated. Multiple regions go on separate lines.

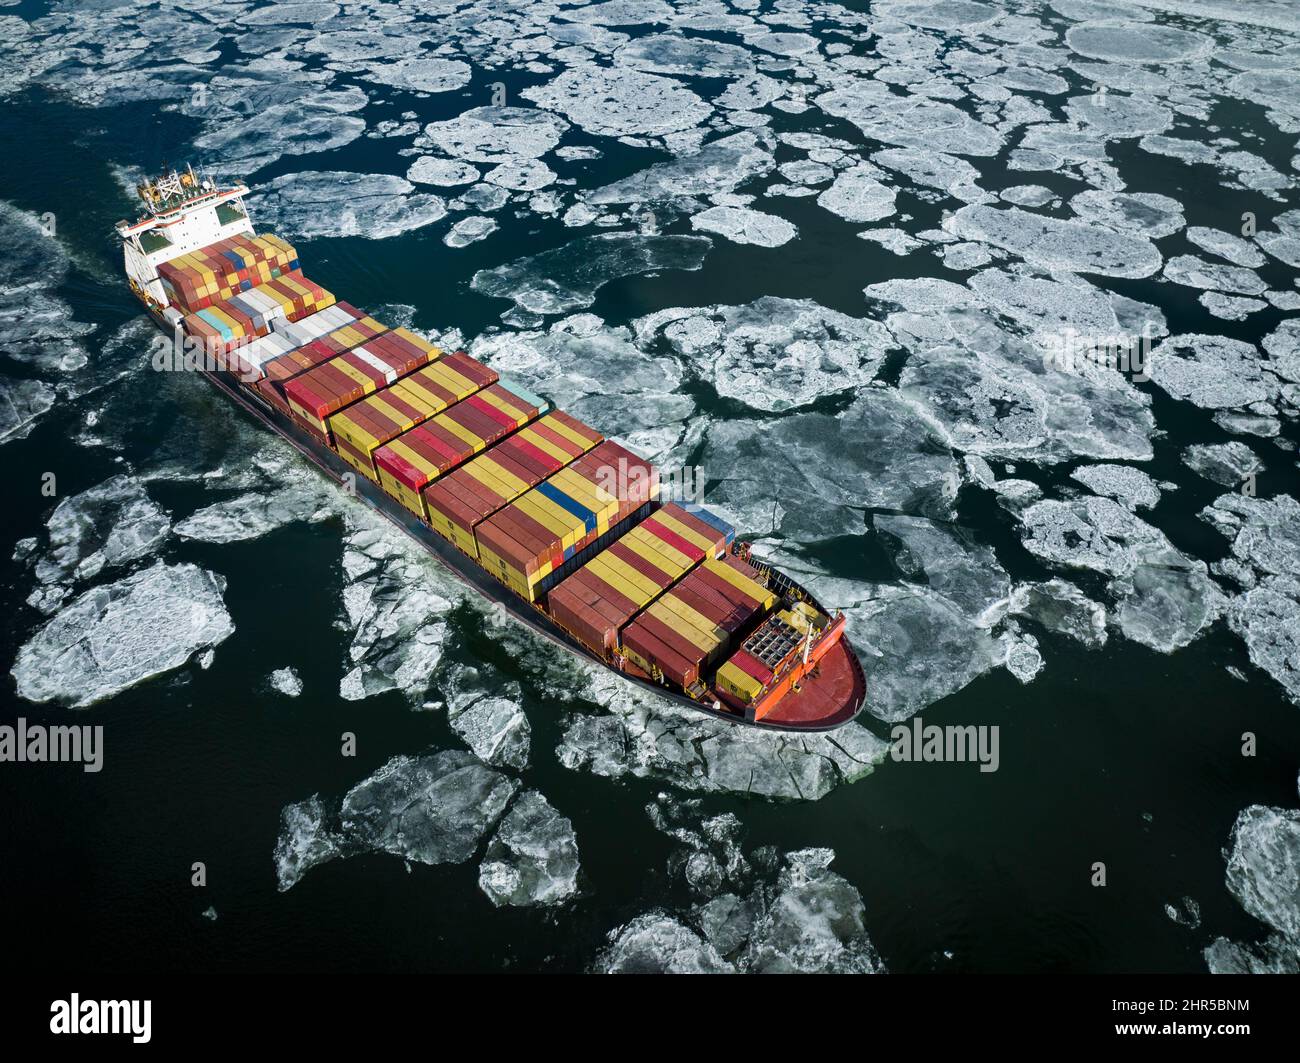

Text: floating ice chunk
xmin=1003 ymin=633 xmax=1044 ymax=684
xmin=450 ymin=695 xmax=531 ymax=770
xmin=421 ymin=106 xmax=568 ymax=163
xmin=31 ymin=474 xmax=171 ymax=598
xmin=473 ymin=321 xmax=691 ymax=453
xmin=1146 ymin=334 xmax=1277 ymax=409
xmin=0 ymin=378 xmax=55 ymax=445
xmin=340 ymin=751 xmax=519 ymax=866
xmin=238 ymin=2 xmax=340 ymax=24
xmin=690 ymin=205 xmax=795 ymax=246
xmin=360 ymin=56 xmax=471 ymax=94
xmin=1018 ymin=496 xmax=1190 ymax=579
xmin=874 ymin=515 xmax=1010 ymax=623
xmin=817 ymin=83 xmax=1003 ymax=156
xmin=1069 ymin=190 xmax=1185 ymax=239
xmin=269 ymin=667 xmax=303 ymax=697
xmin=614 ymin=33 xmax=754 ymax=77
xmin=478 ymin=791 xmax=579 ymax=908
xmin=968 ymin=268 xmax=1119 ymax=338
xmin=471 ymin=233 xmax=710 ymax=317
xmin=1164 ymin=895 xmax=1201 ymax=929
xmin=947 ymin=204 xmax=1162 ymax=278
xmin=1186 ymin=226 xmax=1266 ymax=268
xmin=817 ymin=162 xmax=896 ymax=223
xmin=1231 ymin=70 xmax=1300 ymax=119
xmin=1204 ymin=934 xmax=1300 ymax=974
xmin=12 ymin=562 xmax=234 ymax=708
xmin=1224 ymin=805 xmax=1300 ymax=940
xmin=174 ymin=480 xmax=332 ymax=543
xmin=1065 ymin=20 xmax=1212 ymax=62
xmin=1263 ymin=319 xmax=1300 ymax=384
xmin=1008 ymin=579 xmax=1108 ymax=647
xmin=589 ymin=131 xmax=774 ymax=206
xmin=523 ymin=65 xmax=711 ymax=138
xmin=1065 ymin=92 xmax=1172 ymax=138
xmin=1182 ymin=443 xmax=1262 ymax=487
xmin=858 ymin=228 xmax=924 ymax=254
xmin=879 ymin=0 xmax=998 ymax=28
xmin=1163 ymin=255 xmax=1266 ymax=296
xmin=484 ymin=158 xmax=555 ymax=191
xmin=597 ymin=912 xmax=734 ymax=972
xmin=1258 ymin=231 xmax=1300 ymax=269
xmin=1069 ymin=464 xmax=1160 ymax=510
xmin=192 ymin=90 xmax=367 ymax=174
xmin=337 ymin=512 xmax=461 ymax=703
xmin=701 ymin=389 xmax=960 ymax=537
xmin=1000 ymin=184 xmax=1054 ymax=207
xmin=443 ymin=216 xmax=497 ymax=248
xmin=1111 ymin=564 xmax=1224 ymax=653
xmin=251 ymin=171 xmax=445 ymax=239
xmin=1200 ymin=293 xmax=1267 ymax=321
xmin=406 ymin=157 xmax=479 ymax=186
xmin=1228 ymin=576 xmax=1300 ymax=705
xmin=635 ymin=297 xmax=893 ymax=412
xmin=716 ymin=74 xmax=785 ymax=111
xmin=273 ymin=795 xmax=339 ymax=892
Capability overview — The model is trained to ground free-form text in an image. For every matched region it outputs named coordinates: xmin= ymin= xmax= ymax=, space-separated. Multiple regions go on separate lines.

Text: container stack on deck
xmin=546 ymin=503 xmax=732 ymax=655
xmin=183 ymin=272 xmax=335 ymax=352
xmin=158 ymin=233 xmax=298 ymax=312
xmin=624 ymin=554 xmax=774 ymax=690
xmin=282 ymin=332 xmax=445 ymax=443
xmin=474 ymin=441 xmax=658 ymax=602
xmin=424 ymin=412 xmax=604 ymax=554
xmin=369 ymin=378 xmax=546 ymax=510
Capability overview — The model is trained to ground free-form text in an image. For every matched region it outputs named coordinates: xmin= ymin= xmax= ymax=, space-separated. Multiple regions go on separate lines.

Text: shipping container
xmin=423 ymin=411 xmax=603 ymax=554
xmin=281 ymin=331 xmax=440 ymax=442
xmin=474 ymin=441 xmax=659 ymax=602
xmin=157 ymin=233 xmax=299 ymax=313
xmin=546 ymin=503 xmax=729 ymax=653
xmin=181 ymin=270 xmax=334 ymax=352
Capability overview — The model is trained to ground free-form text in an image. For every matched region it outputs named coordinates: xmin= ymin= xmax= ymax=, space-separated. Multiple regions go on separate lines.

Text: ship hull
xmin=143 ymin=303 xmax=865 ymax=731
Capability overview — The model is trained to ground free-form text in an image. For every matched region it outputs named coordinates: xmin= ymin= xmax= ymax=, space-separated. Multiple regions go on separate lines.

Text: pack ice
xmin=13 ymin=562 xmax=234 ymax=708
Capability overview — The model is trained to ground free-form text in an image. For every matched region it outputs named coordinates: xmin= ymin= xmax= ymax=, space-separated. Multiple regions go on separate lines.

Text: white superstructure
xmin=115 ymin=164 xmax=253 ymax=318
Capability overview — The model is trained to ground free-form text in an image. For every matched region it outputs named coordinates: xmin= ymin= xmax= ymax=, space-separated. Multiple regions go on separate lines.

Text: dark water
xmin=1 ymin=2 xmax=1299 ymax=975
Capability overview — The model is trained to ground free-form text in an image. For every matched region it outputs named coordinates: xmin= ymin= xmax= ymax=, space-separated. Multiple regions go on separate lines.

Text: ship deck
xmin=755 ymin=637 xmax=866 ymax=729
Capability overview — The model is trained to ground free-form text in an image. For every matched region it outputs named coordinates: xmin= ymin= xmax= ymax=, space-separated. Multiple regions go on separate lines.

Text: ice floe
xmin=443 ymin=215 xmax=498 ymax=248
xmin=13 ymin=562 xmax=234 ymax=708
xmin=1224 ymin=805 xmax=1300 ymax=943
xmin=817 ymin=163 xmax=897 ymax=223
xmin=1182 ymin=443 xmax=1262 ymax=487
xmin=420 ymin=106 xmax=568 ymax=163
xmin=523 ymin=65 xmax=711 ymax=138
xmin=1069 ymin=464 xmax=1160 ymax=511
xmin=471 ymin=233 xmax=710 ymax=317
xmin=268 ymin=667 xmax=303 ymax=697
xmin=251 ymin=171 xmax=446 ymax=239
xmin=690 ymin=205 xmax=795 ymax=246
xmin=274 ymin=751 xmax=520 ymax=890
xmin=478 ymin=791 xmax=579 ymax=908
xmin=634 ymin=297 xmax=894 ymax=412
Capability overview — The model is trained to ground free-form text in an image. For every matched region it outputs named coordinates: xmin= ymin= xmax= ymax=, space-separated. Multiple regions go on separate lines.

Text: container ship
xmin=116 ymin=166 xmax=866 ymax=730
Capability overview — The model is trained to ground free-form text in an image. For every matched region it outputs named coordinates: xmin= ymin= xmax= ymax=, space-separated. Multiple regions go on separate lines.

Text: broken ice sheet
xmin=1069 ymin=464 xmax=1160 ymax=511
xmin=597 ymin=846 xmax=884 ymax=973
xmin=12 ymin=561 xmax=234 ymax=709
xmin=249 ymin=172 xmax=446 ymax=240
xmin=634 ymin=297 xmax=894 ymax=413
xmin=472 ymin=318 xmax=693 ymax=457
xmin=470 ymin=233 xmax=710 ymax=318
xmin=1223 ymin=805 xmax=1300 ymax=945
xmin=274 ymin=751 xmax=520 ymax=891
xmin=587 ymin=130 xmax=775 ymax=209
xmin=522 ymin=64 xmax=711 ymax=138
xmin=690 ymin=205 xmax=795 ymax=247
xmin=478 ymin=791 xmax=579 ymax=908
xmin=337 ymin=509 xmax=463 ymax=704
xmin=268 ymin=666 xmax=303 ymax=697
xmin=1146 ymin=334 xmax=1282 ymax=410
xmin=419 ymin=106 xmax=569 ymax=163
xmin=1182 ymin=443 xmax=1262 ymax=488
xmin=27 ymin=474 xmax=171 ymax=609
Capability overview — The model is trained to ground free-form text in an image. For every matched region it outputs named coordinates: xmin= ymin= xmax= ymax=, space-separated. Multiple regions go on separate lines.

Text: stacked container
xmin=621 ymin=551 xmax=774 ymax=690
xmin=473 ymin=441 xmax=659 ymax=602
xmin=368 ymin=378 xmax=546 ymax=510
xmin=282 ymin=332 xmax=441 ymax=443
xmin=546 ymin=504 xmax=731 ymax=655
xmin=182 ymin=271 xmax=334 ymax=351
xmin=326 ymin=355 xmax=502 ymax=484
xmin=424 ymin=412 xmax=603 ymax=555
xmin=158 ymin=233 xmax=298 ymax=313
xmin=255 ymin=310 xmax=395 ymax=413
